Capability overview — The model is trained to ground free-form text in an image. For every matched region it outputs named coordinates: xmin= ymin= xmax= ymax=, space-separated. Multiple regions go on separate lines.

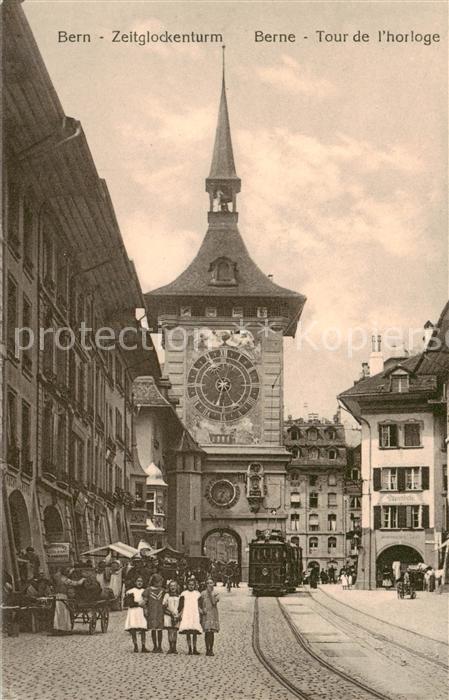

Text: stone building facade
xmin=339 ymin=311 xmax=449 ymax=589
xmin=284 ymin=415 xmax=361 ymax=576
xmin=2 ymin=0 xmax=159 ymax=584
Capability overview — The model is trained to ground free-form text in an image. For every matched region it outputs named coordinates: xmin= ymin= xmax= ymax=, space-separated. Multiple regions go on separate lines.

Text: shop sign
xmin=46 ymin=542 xmax=71 ymax=563
xmin=378 ymin=493 xmax=422 ymax=505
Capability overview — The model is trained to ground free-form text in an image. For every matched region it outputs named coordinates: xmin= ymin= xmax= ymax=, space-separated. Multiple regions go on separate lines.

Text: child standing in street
xmin=163 ymin=580 xmax=180 ymax=654
xmin=124 ymin=576 xmax=148 ymax=652
xmin=200 ymin=577 xmax=220 ymax=656
xmin=142 ymin=573 xmax=165 ymax=652
xmin=178 ymin=577 xmax=202 ymax=655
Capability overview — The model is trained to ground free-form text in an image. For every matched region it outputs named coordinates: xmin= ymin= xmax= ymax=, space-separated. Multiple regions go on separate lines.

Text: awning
xmin=81 ymin=541 xmax=138 ymax=559
xmin=151 ymin=544 xmax=185 ymax=558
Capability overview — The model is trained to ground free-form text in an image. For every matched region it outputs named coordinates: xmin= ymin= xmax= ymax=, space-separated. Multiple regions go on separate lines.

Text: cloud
xmin=257 ymin=55 xmax=336 ymax=97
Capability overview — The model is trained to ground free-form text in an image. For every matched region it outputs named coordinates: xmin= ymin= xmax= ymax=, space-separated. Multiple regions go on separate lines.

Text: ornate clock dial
xmin=209 ymin=479 xmax=237 ymax=507
xmin=187 ymin=347 xmax=260 ymax=422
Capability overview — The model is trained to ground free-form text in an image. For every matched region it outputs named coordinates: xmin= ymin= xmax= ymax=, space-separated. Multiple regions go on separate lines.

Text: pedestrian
xmin=124 ymin=576 xmax=149 ymax=653
xmin=163 ymin=580 xmax=180 ymax=654
xmin=347 ymin=571 xmax=353 ymax=589
xmin=142 ymin=573 xmax=165 ymax=653
xmin=178 ymin=577 xmax=202 ymax=655
xmin=52 ymin=568 xmax=85 ymax=634
xmin=340 ymin=570 xmax=348 ymax=590
xmin=200 ymin=577 xmax=220 ymax=656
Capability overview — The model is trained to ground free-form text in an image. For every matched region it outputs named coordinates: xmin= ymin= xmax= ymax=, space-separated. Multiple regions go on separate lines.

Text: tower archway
xmin=376 ymin=544 xmax=423 ymax=586
xmin=202 ymin=528 xmax=241 ymax=568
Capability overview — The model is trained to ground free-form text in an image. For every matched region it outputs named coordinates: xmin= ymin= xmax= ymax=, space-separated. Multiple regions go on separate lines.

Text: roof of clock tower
xmin=145 ymin=56 xmax=306 ymax=337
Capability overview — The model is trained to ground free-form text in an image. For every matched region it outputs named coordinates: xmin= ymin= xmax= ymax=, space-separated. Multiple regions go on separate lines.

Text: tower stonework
xmin=145 ymin=67 xmax=306 ymax=578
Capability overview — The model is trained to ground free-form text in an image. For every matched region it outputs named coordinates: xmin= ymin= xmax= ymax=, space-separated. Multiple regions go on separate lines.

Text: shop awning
xmin=81 ymin=541 xmax=138 ymax=558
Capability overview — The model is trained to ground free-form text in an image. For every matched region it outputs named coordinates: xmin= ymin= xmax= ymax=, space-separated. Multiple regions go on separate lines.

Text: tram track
xmin=252 ymin=597 xmax=390 ymax=700
xmin=310 ymin=590 xmax=449 ymax=671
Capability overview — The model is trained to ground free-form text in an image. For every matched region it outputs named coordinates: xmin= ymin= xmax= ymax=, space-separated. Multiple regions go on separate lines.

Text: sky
xmin=23 ymin=0 xmax=448 ymax=420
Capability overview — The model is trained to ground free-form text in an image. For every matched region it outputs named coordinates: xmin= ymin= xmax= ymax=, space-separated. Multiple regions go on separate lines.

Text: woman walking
xmin=163 ymin=580 xmax=180 ymax=654
xmin=52 ymin=568 xmax=85 ymax=635
xmin=124 ymin=576 xmax=148 ymax=653
xmin=178 ymin=577 xmax=202 ymax=655
xmin=142 ymin=573 xmax=165 ymax=652
xmin=200 ymin=577 xmax=220 ymax=656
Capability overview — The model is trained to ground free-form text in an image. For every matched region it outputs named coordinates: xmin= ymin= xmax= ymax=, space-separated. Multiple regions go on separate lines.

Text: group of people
xmin=125 ymin=574 xmax=220 ymax=656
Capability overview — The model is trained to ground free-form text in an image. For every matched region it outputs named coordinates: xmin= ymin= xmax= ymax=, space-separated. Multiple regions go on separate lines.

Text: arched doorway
xmin=376 ymin=545 xmax=423 ymax=587
xmin=202 ymin=528 xmax=241 ymax=567
xmin=43 ymin=506 xmax=64 ymax=543
xmin=9 ymin=490 xmax=31 ymax=553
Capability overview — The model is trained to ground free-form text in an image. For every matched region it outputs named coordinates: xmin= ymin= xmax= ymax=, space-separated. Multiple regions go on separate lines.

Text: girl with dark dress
xmin=142 ymin=573 xmax=165 ymax=652
xmin=200 ymin=578 xmax=220 ymax=656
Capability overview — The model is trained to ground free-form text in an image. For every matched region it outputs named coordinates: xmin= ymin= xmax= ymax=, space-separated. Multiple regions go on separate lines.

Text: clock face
xmin=209 ymin=479 xmax=237 ymax=507
xmin=187 ymin=347 xmax=260 ymax=422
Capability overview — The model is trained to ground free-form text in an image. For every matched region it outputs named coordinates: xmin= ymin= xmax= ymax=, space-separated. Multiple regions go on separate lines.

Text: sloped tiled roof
xmin=339 ymin=354 xmax=437 ymax=399
xmin=133 ymin=376 xmax=171 ymax=407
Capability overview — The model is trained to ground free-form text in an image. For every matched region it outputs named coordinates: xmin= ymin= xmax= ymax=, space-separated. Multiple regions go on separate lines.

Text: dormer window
xmin=232 ymin=307 xmax=243 ymax=318
xmin=257 ymin=307 xmax=268 ymax=319
xmin=205 ymin=307 xmax=217 ymax=318
xmin=308 ymin=428 xmax=318 ymax=441
xmin=391 ymin=372 xmax=409 ymax=393
xmin=290 ymin=428 xmax=300 ymax=440
xmin=209 ymin=256 xmax=237 ymax=286
xmin=180 ymin=306 xmax=192 ymax=318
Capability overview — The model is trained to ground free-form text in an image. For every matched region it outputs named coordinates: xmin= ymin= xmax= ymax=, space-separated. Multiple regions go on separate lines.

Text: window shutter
xmin=398 ymin=505 xmax=407 ymax=528
xmin=405 ymin=506 xmax=412 ymax=529
xmin=373 ymin=506 xmax=381 ymax=529
xmin=421 ymin=505 xmax=429 ymax=529
xmin=397 ymin=468 xmax=406 ymax=492
xmin=373 ymin=468 xmax=381 ymax=491
xmin=421 ymin=467 xmax=429 ymax=490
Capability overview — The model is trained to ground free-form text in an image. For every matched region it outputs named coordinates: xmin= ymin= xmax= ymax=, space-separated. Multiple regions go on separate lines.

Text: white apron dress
xmin=178 ymin=590 xmax=202 ymax=634
xmin=124 ymin=587 xmax=147 ymax=631
xmin=163 ymin=593 xmax=180 ymax=629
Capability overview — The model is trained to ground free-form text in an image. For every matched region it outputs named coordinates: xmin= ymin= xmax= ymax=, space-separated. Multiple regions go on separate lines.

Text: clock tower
xmin=145 ymin=61 xmax=306 ymax=578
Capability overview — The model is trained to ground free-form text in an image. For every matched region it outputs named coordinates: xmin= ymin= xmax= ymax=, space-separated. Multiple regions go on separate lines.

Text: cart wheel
xmin=88 ymin=612 xmax=97 ymax=635
xmin=100 ymin=608 xmax=109 ymax=633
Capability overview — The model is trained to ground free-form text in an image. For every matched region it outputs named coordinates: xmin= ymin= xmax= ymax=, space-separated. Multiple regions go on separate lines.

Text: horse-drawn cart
xmin=68 ymin=599 xmax=110 ymax=635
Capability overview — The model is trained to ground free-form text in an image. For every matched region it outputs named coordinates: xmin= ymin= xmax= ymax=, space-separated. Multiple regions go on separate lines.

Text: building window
xmin=22 ymin=296 xmax=32 ymax=371
xmin=349 ymin=496 xmax=361 ymax=509
xmin=232 ymin=307 xmax=243 ymax=318
xmin=309 ymin=492 xmax=318 ymax=508
xmin=328 ymin=536 xmax=337 ymax=550
xmin=7 ymin=277 xmax=18 ymax=356
xmin=115 ymin=357 xmax=124 ymax=390
xmin=328 ymin=473 xmax=337 ymax=486
xmin=309 ymin=447 xmax=319 ymax=460
xmin=56 ymin=414 xmax=66 ymax=477
xmin=379 ymin=424 xmax=399 ymax=448
xmin=351 ymin=468 xmax=360 ymax=480
xmin=180 ymin=306 xmax=191 ymax=317
xmin=383 ymin=506 xmax=398 ymax=529
xmin=327 ymin=429 xmax=336 ymax=441
xmin=7 ymin=389 xmax=18 ymax=467
xmin=405 ymin=467 xmax=421 ymax=491
xmin=328 ymin=514 xmax=337 ymax=531
xmin=391 ymin=374 xmax=409 ymax=393
xmin=308 ymin=428 xmax=318 ymax=441
xmin=309 ymin=475 xmax=318 ymax=486
xmin=147 ymin=491 xmax=155 ymax=516
xmin=309 ymin=514 xmax=319 ymax=531
xmin=115 ymin=408 xmax=123 ymax=442
xmin=328 ymin=492 xmax=337 ymax=507
xmin=135 ymin=482 xmax=144 ymax=506
xmin=290 ymin=492 xmax=301 ymax=508
xmin=329 ymin=449 xmax=337 ymax=460
xmin=291 ymin=446 xmax=299 ymax=458
xmin=411 ymin=505 xmax=420 ymax=529
xmin=23 ymin=199 xmax=34 ymax=271
xmin=290 ymin=513 xmax=300 ymax=531
xmin=309 ymin=536 xmax=318 ymax=550
xmin=404 ymin=423 xmax=421 ymax=447
xmin=21 ymin=401 xmax=32 ymax=475
xmin=7 ymin=181 xmax=21 ymax=253
xmin=257 ymin=307 xmax=268 ymax=319
xmin=290 ymin=428 xmax=300 ymax=440
xmin=205 ymin=307 xmax=217 ymax=318
xmin=381 ymin=468 xmax=397 ymax=490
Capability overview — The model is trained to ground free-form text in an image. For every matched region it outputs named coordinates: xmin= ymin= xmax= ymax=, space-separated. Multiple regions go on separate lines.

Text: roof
xmin=208 ymin=76 xmax=239 ymax=180
xmin=133 ymin=376 xmax=171 ymax=408
xmin=339 ymin=354 xmax=437 ymax=400
xmin=172 ymin=429 xmax=205 ymax=454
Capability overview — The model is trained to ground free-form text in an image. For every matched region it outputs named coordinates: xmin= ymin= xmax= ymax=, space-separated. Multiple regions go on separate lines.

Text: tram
xmin=248 ymin=529 xmax=303 ymax=596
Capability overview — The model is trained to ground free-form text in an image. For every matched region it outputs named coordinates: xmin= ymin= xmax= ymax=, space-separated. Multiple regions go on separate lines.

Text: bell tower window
xmin=209 ymin=256 xmax=237 ymax=287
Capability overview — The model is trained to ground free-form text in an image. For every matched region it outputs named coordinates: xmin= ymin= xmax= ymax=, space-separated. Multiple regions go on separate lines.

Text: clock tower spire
xmin=206 ymin=46 xmax=241 ymax=216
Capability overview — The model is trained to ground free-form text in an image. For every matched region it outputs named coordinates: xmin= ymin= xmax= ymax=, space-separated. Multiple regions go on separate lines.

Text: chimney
xmin=369 ymin=334 xmax=384 ymax=376
xmin=267 ymin=274 xmax=273 ymax=280
xmin=361 ymin=362 xmax=370 ymax=379
xmin=423 ymin=320 xmax=435 ymax=348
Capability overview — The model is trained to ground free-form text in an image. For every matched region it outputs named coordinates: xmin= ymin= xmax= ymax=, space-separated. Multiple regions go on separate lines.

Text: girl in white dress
xmin=178 ymin=577 xmax=202 ymax=655
xmin=124 ymin=576 xmax=148 ymax=652
xmin=163 ymin=580 xmax=180 ymax=654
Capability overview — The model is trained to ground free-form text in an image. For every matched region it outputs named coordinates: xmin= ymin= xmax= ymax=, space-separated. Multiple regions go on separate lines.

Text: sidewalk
xmin=313 ymin=585 xmax=448 ymax=644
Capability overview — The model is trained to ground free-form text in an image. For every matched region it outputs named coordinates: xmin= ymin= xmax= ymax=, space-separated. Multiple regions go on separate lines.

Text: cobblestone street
xmin=2 ymin=587 xmax=296 ymax=700
xmin=3 ymin=586 xmax=448 ymax=700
